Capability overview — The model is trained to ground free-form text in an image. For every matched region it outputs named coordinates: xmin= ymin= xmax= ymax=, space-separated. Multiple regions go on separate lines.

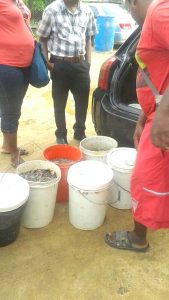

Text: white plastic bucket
xmin=80 ymin=136 xmax=118 ymax=163
xmin=0 ymin=173 xmax=29 ymax=246
xmin=107 ymin=148 xmax=137 ymax=209
xmin=16 ymin=160 xmax=61 ymax=228
xmin=67 ymin=160 xmax=113 ymax=230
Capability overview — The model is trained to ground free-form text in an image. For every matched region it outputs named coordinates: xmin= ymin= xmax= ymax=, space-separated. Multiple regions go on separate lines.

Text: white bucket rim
xmin=67 ymin=160 xmax=113 ymax=190
xmin=107 ymin=147 xmax=137 ymax=173
xmin=69 ymin=182 xmax=112 ymax=192
xmin=16 ymin=160 xmax=61 ymax=187
xmin=80 ymin=135 xmax=118 ymax=155
xmin=0 ymin=173 xmax=30 ymax=212
xmin=69 ymin=183 xmax=108 ymax=206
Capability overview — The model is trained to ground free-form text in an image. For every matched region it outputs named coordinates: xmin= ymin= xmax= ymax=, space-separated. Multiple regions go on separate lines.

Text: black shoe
xmin=73 ymin=133 xmax=86 ymax=141
xmin=56 ymin=137 xmax=68 ymax=144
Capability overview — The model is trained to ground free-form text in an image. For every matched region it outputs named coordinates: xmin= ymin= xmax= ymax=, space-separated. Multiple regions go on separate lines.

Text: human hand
xmin=151 ymin=106 xmax=169 ymax=149
xmin=133 ymin=122 xmax=144 ymax=149
xmin=133 ymin=111 xmax=146 ymax=149
xmin=47 ymin=62 xmax=54 ymax=71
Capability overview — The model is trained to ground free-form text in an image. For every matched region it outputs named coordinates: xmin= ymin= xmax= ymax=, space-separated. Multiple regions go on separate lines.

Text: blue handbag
xmin=29 ymin=41 xmax=50 ymax=88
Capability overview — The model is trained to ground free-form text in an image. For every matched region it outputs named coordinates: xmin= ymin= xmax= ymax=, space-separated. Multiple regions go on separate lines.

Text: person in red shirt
xmin=105 ymin=0 xmax=169 ymax=252
xmin=0 ymin=0 xmax=34 ymax=167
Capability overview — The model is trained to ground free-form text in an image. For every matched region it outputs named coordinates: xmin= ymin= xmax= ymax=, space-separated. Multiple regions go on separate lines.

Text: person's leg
xmin=2 ymin=132 xmax=22 ymax=166
xmin=128 ymin=220 xmax=147 ymax=244
xmin=105 ymin=220 xmax=148 ymax=252
xmin=52 ymin=83 xmax=69 ymax=139
xmin=51 ymin=59 xmax=70 ymax=140
xmin=0 ymin=65 xmax=29 ymax=166
xmin=70 ymin=61 xmax=90 ymax=139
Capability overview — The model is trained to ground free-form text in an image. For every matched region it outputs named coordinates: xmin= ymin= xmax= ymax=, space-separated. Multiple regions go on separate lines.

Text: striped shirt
xmin=37 ymin=0 xmax=96 ymax=57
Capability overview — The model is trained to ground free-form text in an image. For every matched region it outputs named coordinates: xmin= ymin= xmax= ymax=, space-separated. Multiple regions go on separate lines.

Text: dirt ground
xmin=1 ymin=51 xmax=169 ymax=300
xmin=0 ymin=50 xmax=113 ymax=172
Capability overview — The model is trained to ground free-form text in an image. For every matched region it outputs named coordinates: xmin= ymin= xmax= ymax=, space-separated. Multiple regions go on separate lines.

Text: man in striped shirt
xmin=37 ymin=0 xmax=96 ymax=144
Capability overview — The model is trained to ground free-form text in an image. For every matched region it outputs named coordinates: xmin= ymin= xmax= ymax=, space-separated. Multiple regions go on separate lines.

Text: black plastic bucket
xmin=0 ymin=204 xmax=26 ymax=247
xmin=0 ymin=173 xmax=29 ymax=247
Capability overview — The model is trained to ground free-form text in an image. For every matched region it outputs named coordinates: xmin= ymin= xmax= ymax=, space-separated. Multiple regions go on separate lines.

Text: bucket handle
xmin=113 ymin=180 xmax=130 ymax=193
xmin=76 ymin=189 xmax=108 ymax=205
xmin=108 ymin=180 xmax=131 ymax=206
xmin=73 ymin=180 xmax=130 ymax=206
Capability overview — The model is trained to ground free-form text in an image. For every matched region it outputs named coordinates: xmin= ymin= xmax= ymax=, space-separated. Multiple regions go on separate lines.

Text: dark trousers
xmin=51 ymin=58 xmax=90 ymax=138
xmin=0 ymin=65 xmax=29 ymax=133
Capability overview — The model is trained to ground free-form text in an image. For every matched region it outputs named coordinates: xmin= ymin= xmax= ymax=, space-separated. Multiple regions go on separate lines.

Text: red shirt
xmin=0 ymin=0 xmax=34 ymax=67
xmin=136 ymin=0 xmax=169 ymax=118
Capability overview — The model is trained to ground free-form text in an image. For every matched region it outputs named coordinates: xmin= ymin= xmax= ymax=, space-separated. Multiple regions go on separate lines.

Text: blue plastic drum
xmin=94 ymin=16 xmax=115 ymax=52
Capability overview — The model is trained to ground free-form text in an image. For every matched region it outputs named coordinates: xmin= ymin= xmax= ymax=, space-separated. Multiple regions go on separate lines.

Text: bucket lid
xmin=0 ymin=173 xmax=30 ymax=212
xmin=107 ymin=147 xmax=137 ymax=173
xmin=67 ymin=160 xmax=113 ymax=190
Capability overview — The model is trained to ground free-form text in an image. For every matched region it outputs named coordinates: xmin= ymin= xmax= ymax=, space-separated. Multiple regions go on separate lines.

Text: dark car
xmin=92 ymin=26 xmax=141 ymax=147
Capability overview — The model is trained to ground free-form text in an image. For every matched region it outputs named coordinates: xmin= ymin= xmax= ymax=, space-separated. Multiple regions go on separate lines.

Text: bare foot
xmin=1 ymin=147 xmax=28 ymax=155
xmin=128 ymin=231 xmax=147 ymax=245
xmin=11 ymin=150 xmax=25 ymax=168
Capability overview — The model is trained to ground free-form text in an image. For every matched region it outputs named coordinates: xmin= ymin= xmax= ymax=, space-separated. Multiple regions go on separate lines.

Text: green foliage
xmin=25 ymin=0 xmax=124 ymax=19
xmin=25 ymin=0 xmax=53 ymax=11
xmin=24 ymin=0 xmax=53 ymax=22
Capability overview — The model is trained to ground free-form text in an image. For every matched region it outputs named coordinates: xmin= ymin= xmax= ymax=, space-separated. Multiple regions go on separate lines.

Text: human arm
xmin=85 ymin=7 xmax=96 ymax=65
xmin=149 ymin=6 xmax=169 ymax=148
xmin=151 ymin=87 xmax=169 ymax=149
xmin=133 ymin=111 xmax=147 ymax=149
xmin=85 ymin=36 xmax=92 ymax=64
xmin=37 ymin=9 xmax=54 ymax=71
xmin=39 ymin=37 xmax=54 ymax=71
xmin=17 ymin=0 xmax=31 ymax=24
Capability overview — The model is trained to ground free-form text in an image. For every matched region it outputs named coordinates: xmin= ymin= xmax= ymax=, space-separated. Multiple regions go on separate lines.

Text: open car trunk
xmin=116 ymin=57 xmax=138 ymax=106
xmin=110 ymin=28 xmax=141 ymax=112
xmin=92 ymin=27 xmax=141 ymax=147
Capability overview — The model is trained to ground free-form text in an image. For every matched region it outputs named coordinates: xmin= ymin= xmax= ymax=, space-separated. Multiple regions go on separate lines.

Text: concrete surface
xmin=0 ymin=51 xmax=169 ymax=300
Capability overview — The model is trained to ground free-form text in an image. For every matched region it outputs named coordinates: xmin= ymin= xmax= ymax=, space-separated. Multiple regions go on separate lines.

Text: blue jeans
xmin=0 ymin=65 xmax=29 ymax=133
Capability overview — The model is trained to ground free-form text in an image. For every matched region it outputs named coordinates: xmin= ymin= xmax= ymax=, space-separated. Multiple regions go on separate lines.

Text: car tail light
xmin=119 ymin=23 xmax=131 ymax=29
xmin=98 ymin=57 xmax=116 ymax=91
